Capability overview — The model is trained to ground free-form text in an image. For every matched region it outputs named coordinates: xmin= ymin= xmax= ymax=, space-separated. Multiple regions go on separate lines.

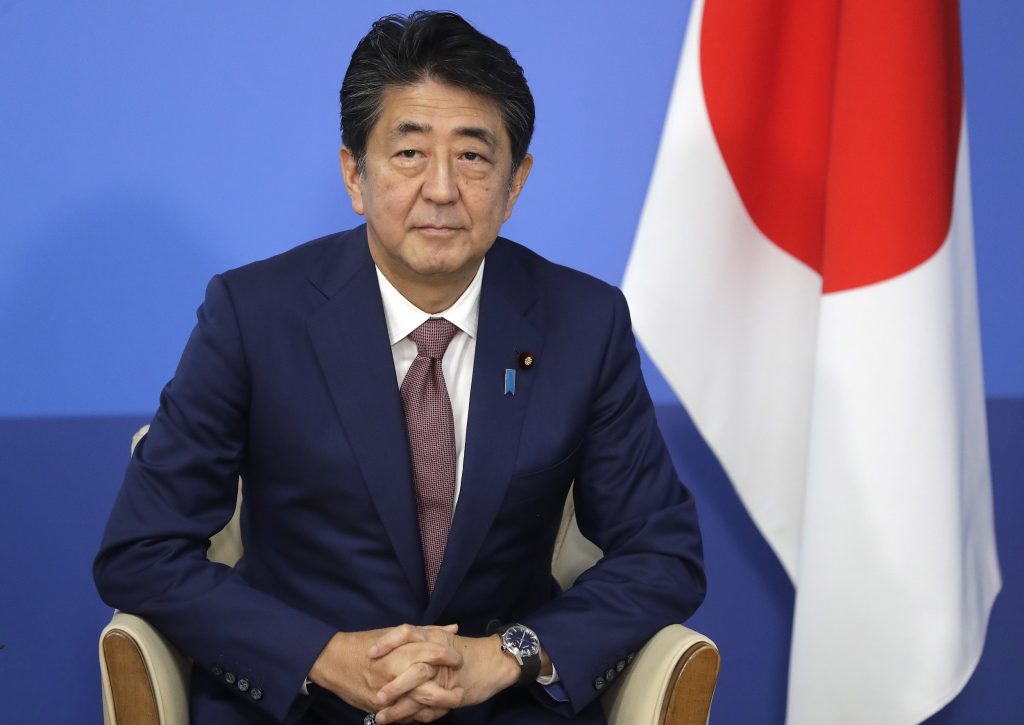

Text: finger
xmin=377 ymin=641 xmax=464 ymax=678
xmin=369 ymin=624 xmax=460 ymax=660
xmin=406 ymin=641 xmax=463 ymax=669
xmin=377 ymin=682 xmax=465 ymax=722
xmin=373 ymin=695 xmax=431 ymax=725
xmin=408 ymin=681 xmax=464 ymax=710
xmin=369 ymin=624 xmax=423 ymax=658
xmin=376 ymin=687 xmax=463 ymax=724
xmin=375 ymin=641 xmax=463 ymax=703
xmin=375 ymin=662 xmax=436 ymax=706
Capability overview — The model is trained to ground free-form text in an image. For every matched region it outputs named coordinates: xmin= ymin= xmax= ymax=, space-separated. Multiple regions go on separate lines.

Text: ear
xmin=503 ymin=153 xmax=533 ymax=222
xmin=339 ymin=146 xmax=365 ymax=216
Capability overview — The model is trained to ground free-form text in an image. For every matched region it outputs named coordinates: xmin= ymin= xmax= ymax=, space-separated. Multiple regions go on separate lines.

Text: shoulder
xmin=490 ymin=237 xmax=624 ymax=309
xmin=211 ymin=227 xmax=370 ymax=310
xmin=221 ymin=228 xmax=360 ymax=287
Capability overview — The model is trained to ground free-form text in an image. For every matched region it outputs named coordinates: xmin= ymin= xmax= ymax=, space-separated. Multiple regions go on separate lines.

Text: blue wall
xmin=1 ymin=2 xmax=1021 ymax=723
xmin=3 ymin=0 xmax=1021 ymax=416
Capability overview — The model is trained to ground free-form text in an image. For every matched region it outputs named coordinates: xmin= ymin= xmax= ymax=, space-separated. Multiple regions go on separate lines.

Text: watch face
xmin=502 ymin=625 xmax=541 ymax=658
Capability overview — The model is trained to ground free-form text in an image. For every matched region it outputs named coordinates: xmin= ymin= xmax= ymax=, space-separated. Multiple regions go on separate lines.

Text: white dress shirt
xmin=376 ymin=260 xmax=482 ymax=507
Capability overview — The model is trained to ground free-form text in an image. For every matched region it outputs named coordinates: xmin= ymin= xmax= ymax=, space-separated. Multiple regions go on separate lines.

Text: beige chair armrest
xmin=99 ymin=612 xmax=190 ymax=725
xmin=130 ymin=425 xmax=150 ymax=456
xmin=99 ymin=424 xmax=235 ymax=725
xmin=603 ymin=624 xmax=720 ymax=725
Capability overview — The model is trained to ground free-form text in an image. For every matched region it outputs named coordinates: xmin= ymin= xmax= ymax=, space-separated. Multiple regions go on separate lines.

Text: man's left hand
xmin=369 ymin=627 xmax=521 ymax=724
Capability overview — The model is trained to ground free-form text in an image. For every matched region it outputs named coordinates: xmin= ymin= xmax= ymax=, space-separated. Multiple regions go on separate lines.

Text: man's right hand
xmin=308 ymin=625 xmax=465 ymax=722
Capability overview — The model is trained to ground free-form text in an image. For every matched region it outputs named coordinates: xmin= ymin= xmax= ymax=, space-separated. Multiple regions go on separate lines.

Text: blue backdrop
xmin=1 ymin=2 xmax=1021 ymax=723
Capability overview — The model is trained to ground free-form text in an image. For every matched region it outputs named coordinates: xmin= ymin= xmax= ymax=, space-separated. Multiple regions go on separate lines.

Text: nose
xmin=421 ymin=155 xmax=459 ymax=204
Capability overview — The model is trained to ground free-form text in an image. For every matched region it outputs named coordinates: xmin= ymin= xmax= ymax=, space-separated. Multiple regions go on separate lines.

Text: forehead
xmin=372 ymin=79 xmax=509 ymax=146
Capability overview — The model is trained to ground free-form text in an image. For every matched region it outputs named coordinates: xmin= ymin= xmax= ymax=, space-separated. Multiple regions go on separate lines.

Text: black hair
xmin=341 ymin=10 xmax=535 ymax=174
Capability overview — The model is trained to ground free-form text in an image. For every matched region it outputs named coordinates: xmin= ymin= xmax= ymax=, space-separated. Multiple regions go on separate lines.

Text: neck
xmin=373 ymin=261 xmax=478 ymax=314
xmin=392 ymin=276 xmax=470 ymax=314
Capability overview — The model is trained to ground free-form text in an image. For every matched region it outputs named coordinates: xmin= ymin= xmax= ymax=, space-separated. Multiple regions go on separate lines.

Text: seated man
xmin=94 ymin=10 xmax=705 ymax=725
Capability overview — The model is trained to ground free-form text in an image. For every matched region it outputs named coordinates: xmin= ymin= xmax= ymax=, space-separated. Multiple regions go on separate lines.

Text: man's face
xmin=340 ymin=79 xmax=532 ymax=297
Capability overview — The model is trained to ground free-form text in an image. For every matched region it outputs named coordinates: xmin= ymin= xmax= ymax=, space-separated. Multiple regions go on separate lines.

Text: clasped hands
xmin=309 ymin=623 xmax=521 ymax=723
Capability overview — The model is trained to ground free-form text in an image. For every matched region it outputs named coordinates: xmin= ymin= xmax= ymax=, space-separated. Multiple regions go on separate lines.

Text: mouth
xmin=415 ymin=225 xmax=463 ymax=236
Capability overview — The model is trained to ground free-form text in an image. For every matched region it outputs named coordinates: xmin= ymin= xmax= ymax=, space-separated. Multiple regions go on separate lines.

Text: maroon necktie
xmin=400 ymin=318 xmax=459 ymax=594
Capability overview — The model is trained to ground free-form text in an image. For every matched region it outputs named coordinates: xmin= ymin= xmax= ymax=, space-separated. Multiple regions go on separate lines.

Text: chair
xmin=99 ymin=426 xmax=719 ymax=724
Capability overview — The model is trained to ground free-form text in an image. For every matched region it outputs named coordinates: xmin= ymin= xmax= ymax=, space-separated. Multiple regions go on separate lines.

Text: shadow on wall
xmin=0 ymin=186 xmax=233 ymax=416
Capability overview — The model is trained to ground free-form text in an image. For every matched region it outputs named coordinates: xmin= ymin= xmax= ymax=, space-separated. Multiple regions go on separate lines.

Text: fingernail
xmin=368 ymin=645 xmax=378 ymax=657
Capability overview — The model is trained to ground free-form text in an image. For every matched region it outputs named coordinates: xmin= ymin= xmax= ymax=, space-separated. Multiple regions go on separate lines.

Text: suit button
xmin=250 ymin=687 xmax=263 ymax=701
xmin=593 ymin=676 xmax=605 ymax=691
xmin=224 ymin=672 xmax=236 ymax=685
xmin=605 ymin=668 xmax=616 ymax=682
xmin=626 ymin=651 xmax=636 ymax=665
xmin=237 ymin=677 xmax=250 ymax=692
xmin=616 ymin=660 xmax=626 ymax=672
xmin=211 ymin=665 xmax=223 ymax=677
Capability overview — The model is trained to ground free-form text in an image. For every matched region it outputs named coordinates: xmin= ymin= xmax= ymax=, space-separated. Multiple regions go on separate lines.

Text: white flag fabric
xmin=622 ymin=1 xmax=1002 ymax=723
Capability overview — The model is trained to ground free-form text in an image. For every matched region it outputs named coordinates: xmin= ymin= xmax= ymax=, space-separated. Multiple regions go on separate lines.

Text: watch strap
xmin=516 ymin=645 xmax=541 ymax=686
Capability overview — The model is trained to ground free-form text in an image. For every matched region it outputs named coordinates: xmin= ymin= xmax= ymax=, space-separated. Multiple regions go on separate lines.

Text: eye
xmin=398 ymin=149 xmax=419 ymax=159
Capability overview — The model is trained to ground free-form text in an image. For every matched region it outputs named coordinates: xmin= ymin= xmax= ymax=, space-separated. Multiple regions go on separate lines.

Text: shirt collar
xmin=375 ymin=259 xmax=484 ymax=346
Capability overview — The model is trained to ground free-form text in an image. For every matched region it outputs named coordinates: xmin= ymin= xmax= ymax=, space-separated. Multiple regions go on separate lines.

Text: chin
xmin=408 ymin=250 xmax=475 ymax=278
xmin=409 ymin=261 xmax=467 ymax=279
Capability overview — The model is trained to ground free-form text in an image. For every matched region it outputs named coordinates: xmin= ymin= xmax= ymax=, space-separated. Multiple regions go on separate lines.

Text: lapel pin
xmin=517 ymin=351 xmax=535 ymax=370
xmin=504 ymin=369 xmax=516 ymax=396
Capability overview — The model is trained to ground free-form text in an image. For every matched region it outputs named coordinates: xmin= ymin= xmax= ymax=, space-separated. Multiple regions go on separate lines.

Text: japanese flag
xmin=622 ymin=1 xmax=1001 ymax=722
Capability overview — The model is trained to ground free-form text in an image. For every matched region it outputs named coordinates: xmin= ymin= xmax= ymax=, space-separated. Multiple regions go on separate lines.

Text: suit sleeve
xmin=93 ymin=275 xmax=337 ymax=724
xmin=520 ymin=287 xmax=706 ymax=715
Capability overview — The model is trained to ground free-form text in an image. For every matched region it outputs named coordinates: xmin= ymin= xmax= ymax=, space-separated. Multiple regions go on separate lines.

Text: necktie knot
xmin=408 ymin=318 xmax=459 ymax=360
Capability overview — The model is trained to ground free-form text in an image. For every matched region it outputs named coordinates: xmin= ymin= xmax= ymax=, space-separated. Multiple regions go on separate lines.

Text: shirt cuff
xmin=536 ymin=661 xmax=560 ymax=686
xmin=537 ymin=663 xmax=569 ymax=702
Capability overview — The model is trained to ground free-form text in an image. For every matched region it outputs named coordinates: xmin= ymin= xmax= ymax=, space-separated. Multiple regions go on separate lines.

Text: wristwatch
xmin=498 ymin=623 xmax=542 ymax=686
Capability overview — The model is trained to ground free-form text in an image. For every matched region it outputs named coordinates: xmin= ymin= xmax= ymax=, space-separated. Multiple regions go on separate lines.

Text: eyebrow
xmin=391 ymin=121 xmax=430 ymax=139
xmin=453 ymin=126 xmax=498 ymax=149
xmin=389 ymin=121 xmax=498 ymax=150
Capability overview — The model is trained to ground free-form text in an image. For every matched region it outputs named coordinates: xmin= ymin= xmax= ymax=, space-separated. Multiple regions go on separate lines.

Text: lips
xmin=415 ymin=225 xmax=463 ymax=235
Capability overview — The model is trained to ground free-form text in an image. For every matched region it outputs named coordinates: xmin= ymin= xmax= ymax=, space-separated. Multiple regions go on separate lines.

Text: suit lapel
xmin=424 ymin=240 xmax=544 ymax=622
xmin=306 ymin=228 xmax=428 ymax=607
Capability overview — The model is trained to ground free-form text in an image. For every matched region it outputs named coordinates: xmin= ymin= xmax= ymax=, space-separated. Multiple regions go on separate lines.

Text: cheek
xmin=465 ymin=185 xmax=510 ymax=220
xmin=367 ymin=182 xmax=411 ymax=217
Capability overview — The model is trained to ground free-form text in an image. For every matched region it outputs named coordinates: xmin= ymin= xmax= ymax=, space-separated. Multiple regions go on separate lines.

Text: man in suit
xmin=94 ymin=11 xmax=705 ymax=724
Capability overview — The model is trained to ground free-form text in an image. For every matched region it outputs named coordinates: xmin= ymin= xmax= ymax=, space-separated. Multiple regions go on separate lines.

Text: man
xmin=94 ymin=11 xmax=705 ymax=724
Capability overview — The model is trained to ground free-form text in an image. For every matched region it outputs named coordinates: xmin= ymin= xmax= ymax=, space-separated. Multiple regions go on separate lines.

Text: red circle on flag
xmin=700 ymin=0 xmax=963 ymax=293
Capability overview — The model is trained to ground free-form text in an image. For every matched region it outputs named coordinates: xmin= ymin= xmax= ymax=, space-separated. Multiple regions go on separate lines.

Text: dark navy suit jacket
xmin=94 ymin=226 xmax=706 ymax=724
